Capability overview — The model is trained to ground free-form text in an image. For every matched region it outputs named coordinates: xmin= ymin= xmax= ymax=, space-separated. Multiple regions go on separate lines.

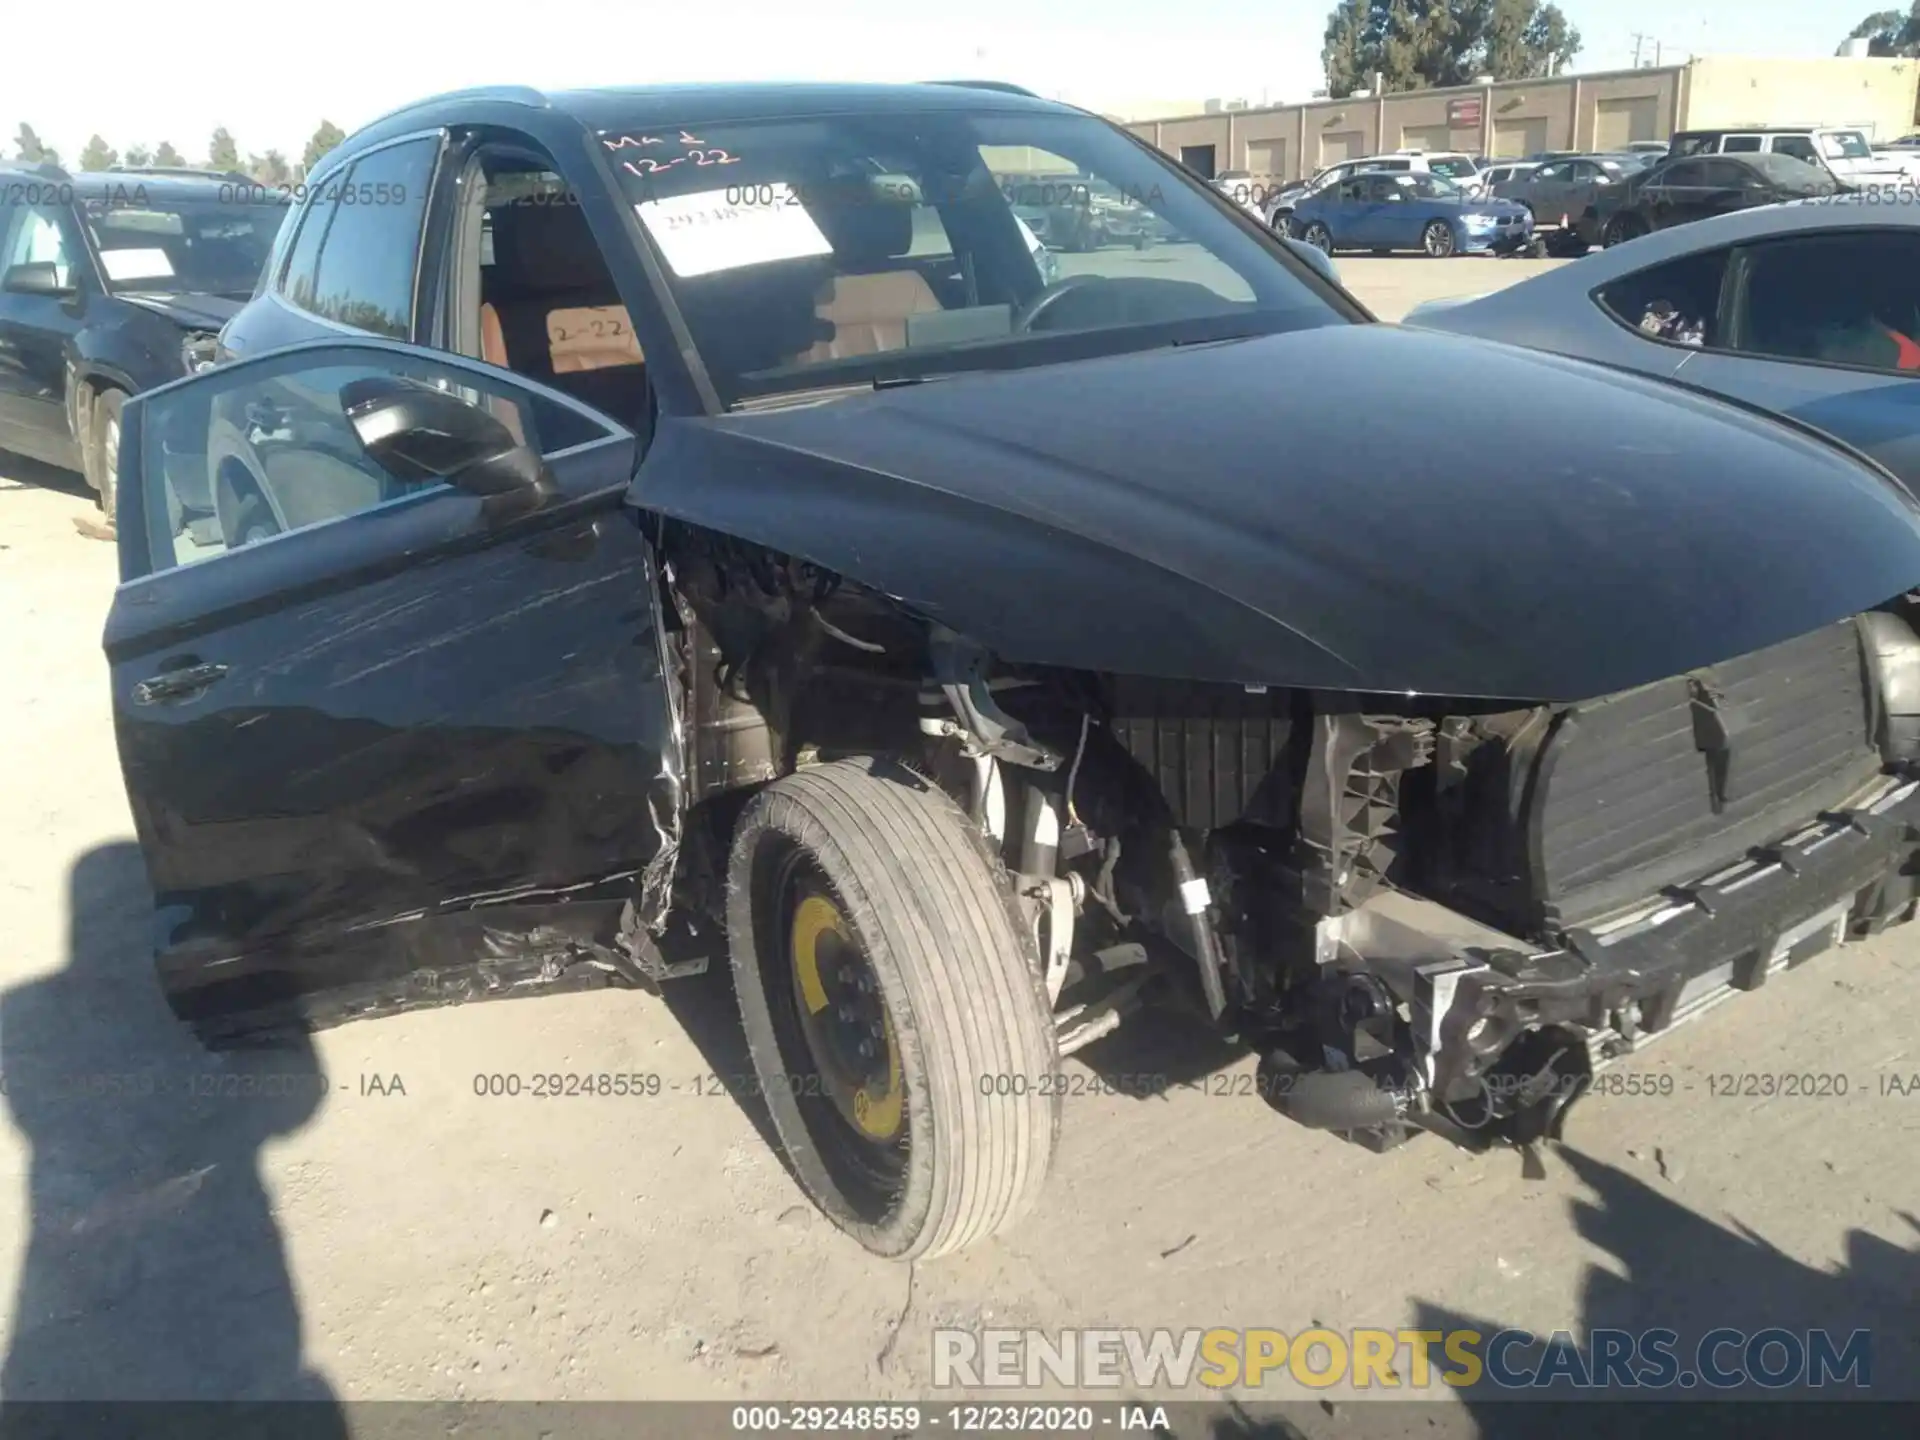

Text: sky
xmin=4 ymin=0 xmax=1871 ymax=166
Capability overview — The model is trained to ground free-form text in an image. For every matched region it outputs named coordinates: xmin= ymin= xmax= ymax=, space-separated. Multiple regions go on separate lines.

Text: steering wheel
xmin=1012 ymin=274 xmax=1109 ymax=333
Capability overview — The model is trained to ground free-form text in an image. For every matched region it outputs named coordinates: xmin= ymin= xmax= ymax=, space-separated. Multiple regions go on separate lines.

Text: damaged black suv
xmin=109 ymin=81 xmax=1920 ymax=1260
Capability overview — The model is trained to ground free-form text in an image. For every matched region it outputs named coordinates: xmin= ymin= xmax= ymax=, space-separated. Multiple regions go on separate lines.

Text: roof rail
xmin=107 ymin=165 xmax=254 ymax=183
xmin=924 ymin=79 xmax=1039 ymax=97
xmin=361 ymin=84 xmax=549 ymax=131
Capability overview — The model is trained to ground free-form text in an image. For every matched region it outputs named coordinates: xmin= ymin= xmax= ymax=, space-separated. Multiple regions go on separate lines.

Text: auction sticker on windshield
xmin=99 ymin=248 xmax=176 ymax=282
xmin=636 ymin=183 xmax=831 ymax=277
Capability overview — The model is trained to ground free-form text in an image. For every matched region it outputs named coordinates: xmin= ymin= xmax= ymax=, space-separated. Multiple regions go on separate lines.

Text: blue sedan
xmin=1288 ymin=171 xmax=1533 ymax=257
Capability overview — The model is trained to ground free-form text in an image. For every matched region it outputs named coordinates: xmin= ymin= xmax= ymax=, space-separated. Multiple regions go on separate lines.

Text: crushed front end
xmin=1036 ymin=606 xmax=1920 ymax=1153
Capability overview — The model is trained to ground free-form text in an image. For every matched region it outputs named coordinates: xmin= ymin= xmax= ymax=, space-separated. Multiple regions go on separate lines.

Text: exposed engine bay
xmin=662 ymin=523 xmax=1920 ymax=1155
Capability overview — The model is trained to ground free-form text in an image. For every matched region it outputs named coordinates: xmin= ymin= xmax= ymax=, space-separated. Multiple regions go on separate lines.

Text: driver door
xmin=1329 ymin=178 xmax=1377 ymax=247
xmin=106 ymin=338 xmax=682 ymax=1038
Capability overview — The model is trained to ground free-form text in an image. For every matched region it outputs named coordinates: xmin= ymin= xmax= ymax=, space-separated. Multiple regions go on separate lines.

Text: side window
xmin=2 ymin=203 xmax=78 ymax=287
xmin=137 ymin=348 xmax=611 ymax=572
xmin=1534 ymin=162 xmax=1572 ymax=183
xmin=1596 ymin=246 xmax=1731 ymax=348
xmin=278 ymin=186 xmax=334 ymax=309
xmin=300 ymin=138 xmax=441 ymax=338
xmin=1338 ymin=178 xmax=1368 ymax=201
xmin=1723 ymin=136 xmax=1764 ymax=153
xmin=1659 ymin=160 xmax=1705 ymax=188
xmin=1698 ymin=160 xmax=1748 ymax=189
xmin=1772 ymin=135 xmax=1818 ymax=164
xmin=470 ymin=162 xmax=652 ymax=428
xmin=1730 ymin=231 xmax=1920 ymax=376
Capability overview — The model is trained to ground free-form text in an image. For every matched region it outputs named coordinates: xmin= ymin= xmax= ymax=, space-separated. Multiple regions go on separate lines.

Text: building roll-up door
xmin=1595 ymin=97 xmax=1661 ymax=149
xmin=1320 ymin=130 xmax=1365 ymax=165
xmin=1492 ymin=118 xmax=1549 ymax=158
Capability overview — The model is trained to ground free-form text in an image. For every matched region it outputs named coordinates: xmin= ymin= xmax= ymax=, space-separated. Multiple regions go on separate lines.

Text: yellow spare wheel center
xmin=789 ymin=892 xmax=903 ymax=1141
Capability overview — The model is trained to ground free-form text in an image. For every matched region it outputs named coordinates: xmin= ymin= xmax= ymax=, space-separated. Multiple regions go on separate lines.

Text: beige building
xmin=1124 ymin=55 xmax=1920 ymax=186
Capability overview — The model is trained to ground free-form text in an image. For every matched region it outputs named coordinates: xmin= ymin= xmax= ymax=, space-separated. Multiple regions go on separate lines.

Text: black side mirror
xmin=340 ymin=376 xmax=551 ymax=514
xmin=2 ymin=262 xmax=77 ymax=298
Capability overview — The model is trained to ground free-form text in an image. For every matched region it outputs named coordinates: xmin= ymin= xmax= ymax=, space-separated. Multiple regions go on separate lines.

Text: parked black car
xmin=0 ymin=165 xmax=288 ymax=521
xmin=111 ymin=81 xmax=1920 ymax=1262
xmin=1597 ymin=151 xmax=1841 ymax=246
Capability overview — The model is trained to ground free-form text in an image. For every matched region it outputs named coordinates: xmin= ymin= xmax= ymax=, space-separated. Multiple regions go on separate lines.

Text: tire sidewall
xmin=726 ymin=785 xmax=940 ymax=1257
xmin=89 ymin=388 xmax=126 ymax=524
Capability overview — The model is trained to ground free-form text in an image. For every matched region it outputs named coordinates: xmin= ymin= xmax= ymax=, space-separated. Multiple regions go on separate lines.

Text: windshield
xmin=601 ymin=109 xmax=1341 ymax=405
xmin=1817 ymin=130 xmax=1873 ymax=160
xmin=82 ymin=191 xmax=286 ymax=296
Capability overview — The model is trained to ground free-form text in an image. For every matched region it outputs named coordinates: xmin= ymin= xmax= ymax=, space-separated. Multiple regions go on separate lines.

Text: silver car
xmin=1404 ymin=201 xmax=1920 ymax=491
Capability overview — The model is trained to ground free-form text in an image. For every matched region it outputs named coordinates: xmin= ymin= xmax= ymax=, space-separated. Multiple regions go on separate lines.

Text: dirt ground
xmin=0 ymin=256 xmax=1914 ymax=1429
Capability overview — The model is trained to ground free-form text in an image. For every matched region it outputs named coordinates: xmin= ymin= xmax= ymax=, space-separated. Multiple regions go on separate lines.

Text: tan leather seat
xmin=804 ymin=199 xmax=942 ymax=363
xmin=806 ymin=271 xmax=941 ymax=361
xmin=479 ymin=202 xmax=651 ymax=430
xmin=480 ymin=302 xmax=509 ymax=367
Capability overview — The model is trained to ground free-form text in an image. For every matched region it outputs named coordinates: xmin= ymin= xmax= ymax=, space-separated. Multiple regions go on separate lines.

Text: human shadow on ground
xmin=1408 ymin=1147 xmax=1920 ymax=1437
xmin=0 ymin=842 xmax=345 ymax=1437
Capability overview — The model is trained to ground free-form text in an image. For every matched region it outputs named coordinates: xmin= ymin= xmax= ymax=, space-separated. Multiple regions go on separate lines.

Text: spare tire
xmin=728 ymin=757 xmax=1060 ymax=1259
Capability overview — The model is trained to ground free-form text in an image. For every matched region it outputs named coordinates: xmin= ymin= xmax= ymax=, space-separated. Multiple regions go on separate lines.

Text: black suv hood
xmin=637 ymin=325 xmax=1920 ymax=702
xmin=118 ymin=292 xmax=246 ymax=330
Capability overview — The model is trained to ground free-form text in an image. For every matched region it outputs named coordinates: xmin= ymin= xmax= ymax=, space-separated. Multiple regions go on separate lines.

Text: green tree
xmin=1321 ymin=0 xmax=1581 ymax=97
xmin=303 ymin=119 xmax=347 ymax=172
xmin=1323 ymin=0 xmax=1374 ymax=97
xmin=208 ymin=127 xmax=240 ymax=171
xmin=123 ymin=143 xmax=153 ymax=167
xmin=1840 ymin=4 xmax=1918 ymax=54
xmin=249 ymin=150 xmax=291 ymax=186
xmin=13 ymin=123 xmax=58 ymax=166
xmin=153 ymin=140 xmax=185 ymax=167
xmin=78 ymin=135 xmax=117 ymax=172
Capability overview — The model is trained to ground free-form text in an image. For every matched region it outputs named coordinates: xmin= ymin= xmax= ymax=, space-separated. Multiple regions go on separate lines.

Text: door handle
xmin=133 ymin=662 xmax=230 ymax=706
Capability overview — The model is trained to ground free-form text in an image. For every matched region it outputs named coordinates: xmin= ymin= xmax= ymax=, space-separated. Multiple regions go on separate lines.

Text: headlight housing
xmin=1460 ymin=213 xmax=1499 ymax=226
xmin=181 ymin=330 xmax=221 ymax=374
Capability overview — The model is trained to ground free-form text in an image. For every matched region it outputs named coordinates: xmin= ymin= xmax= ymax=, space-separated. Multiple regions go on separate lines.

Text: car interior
xmin=1737 ymin=234 xmax=1920 ymax=372
xmin=1597 ymin=249 xmax=1728 ymax=347
xmin=472 ymin=167 xmax=652 ymax=436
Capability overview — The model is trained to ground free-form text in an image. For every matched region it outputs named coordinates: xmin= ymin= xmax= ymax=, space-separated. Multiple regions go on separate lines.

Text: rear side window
xmin=285 ymin=137 xmax=440 ymax=339
xmin=1596 ymin=247 xmax=1731 ymax=349
xmin=1723 ymin=136 xmax=1764 ymax=153
xmin=1773 ymin=135 xmax=1818 ymax=164
xmin=279 ymin=189 xmax=332 ymax=304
